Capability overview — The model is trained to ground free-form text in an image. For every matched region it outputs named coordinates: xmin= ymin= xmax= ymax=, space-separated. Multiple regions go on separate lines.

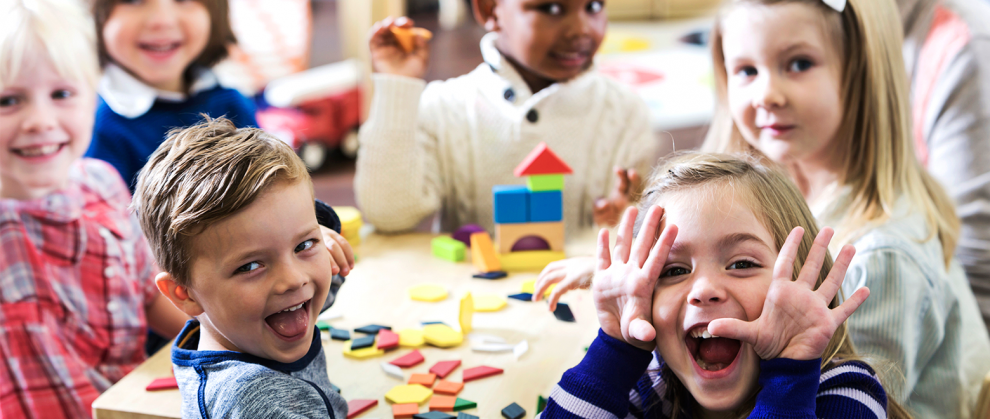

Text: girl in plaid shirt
xmin=0 ymin=0 xmax=189 ymax=417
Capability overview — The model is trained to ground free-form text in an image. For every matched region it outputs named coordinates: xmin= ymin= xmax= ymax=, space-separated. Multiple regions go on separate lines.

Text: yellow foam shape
xmin=385 ymin=384 xmax=433 ymax=404
xmin=499 ymin=251 xmax=566 ymax=272
xmin=398 ymin=329 xmax=425 ymax=347
xmin=342 ymin=340 xmax=385 ymax=359
xmin=423 ymin=324 xmax=463 ymax=348
xmin=521 ymin=279 xmax=556 ymax=297
xmin=408 ymin=284 xmax=448 ymax=302
xmin=473 ymin=294 xmax=507 ymax=312
xmin=459 ymin=293 xmax=473 ymax=334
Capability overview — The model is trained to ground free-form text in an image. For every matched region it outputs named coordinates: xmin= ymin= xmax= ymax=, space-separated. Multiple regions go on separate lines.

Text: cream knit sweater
xmin=355 ymin=33 xmax=660 ymax=234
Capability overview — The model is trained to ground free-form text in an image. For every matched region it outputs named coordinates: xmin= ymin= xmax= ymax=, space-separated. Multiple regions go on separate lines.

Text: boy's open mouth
xmin=265 ymin=299 xmax=311 ymax=340
xmin=685 ymin=325 xmax=741 ymax=372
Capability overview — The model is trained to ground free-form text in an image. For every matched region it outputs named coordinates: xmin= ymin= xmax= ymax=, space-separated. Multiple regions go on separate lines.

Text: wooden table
xmin=92 ymin=232 xmax=601 ymax=418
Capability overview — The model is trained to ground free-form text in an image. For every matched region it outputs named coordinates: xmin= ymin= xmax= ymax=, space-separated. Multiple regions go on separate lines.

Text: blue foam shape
xmin=528 ymin=190 xmax=562 ymax=222
xmin=493 ymin=185 xmax=529 ymax=224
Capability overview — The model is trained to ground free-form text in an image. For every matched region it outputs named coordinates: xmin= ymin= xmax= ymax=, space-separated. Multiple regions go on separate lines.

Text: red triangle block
xmin=377 ymin=329 xmax=400 ymax=350
xmin=514 ymin=142 xmax=573 ymax=177
xmin=146 ymin=376 xmax=178 ymax=391
xmin=389 ymin=349 xmax=425 ymax=368
xmin=428 ymin=360 xmax=461 ymax=379
xmin=462 ymin=365 xmax=503 ymax=382
xmin=346 ymin=399 xmax=378 ymax=418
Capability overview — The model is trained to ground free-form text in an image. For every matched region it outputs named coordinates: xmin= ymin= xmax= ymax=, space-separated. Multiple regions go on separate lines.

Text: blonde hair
xmin=702 ymin=0 xmax=959 ymax=267
xmin=0 ymin=0 xmax=100 ymax=89
xmin=636 ymin=152 xmax=910 ymax=419
xmin=132 ymin=116 xmax=311 ymax=286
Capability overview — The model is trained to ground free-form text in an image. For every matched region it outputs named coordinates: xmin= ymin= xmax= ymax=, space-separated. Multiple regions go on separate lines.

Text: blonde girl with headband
xmin=540 ymin=153 xmax=911 ymax=419
xmin=704 ymin=0 xmax=990 ymax=416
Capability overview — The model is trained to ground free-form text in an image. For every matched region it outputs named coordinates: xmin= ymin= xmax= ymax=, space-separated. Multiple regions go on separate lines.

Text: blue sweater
xmin=540 ymin=329 xmax=888 ymax=419
xmin=87 ymin=85 xmax=257 ymax=191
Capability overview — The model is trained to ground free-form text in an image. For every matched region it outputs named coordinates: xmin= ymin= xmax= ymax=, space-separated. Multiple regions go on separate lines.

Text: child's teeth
xmin=17 ymin=144 xmax=60 ymax=157
xmin=701 ymin=330 xmax=712 ymax=339
xmin=281 ymin=302 xmax=304 ymax=313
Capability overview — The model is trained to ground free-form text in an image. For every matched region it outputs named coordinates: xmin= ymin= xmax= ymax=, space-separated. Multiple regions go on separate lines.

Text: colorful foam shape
xmin=500 ymin=251 xmax=566 ymax=272
xmin=317 ymin=321 xmax=332 ymax=330
xmin=470 ymin=232 xmax=501 ymax=273
xmin=146 ymin=376 xmax=178 ymax=391
xmin=409 ymin=373 xmax=436 ymax=387
xmin=351 ymin=334 xmax=377 ymax=349
xmin=399 ymin=329 xmax=426 ymax=348
xmin=429 ymin=395 xmax=457 ymax=411
xmin=472 ymin=271 xmax=507 ymax=279
xmin=537 ymin=395 xmax=548 ymax=414
xmin=390 ymin=350 xmax=425 ymax=368
xmin=393 ymin=403 xmax=419 ymax=418
xmin=457 ymin=411 xmax=479 ymax=418
xmin=414 ymin=412 xmax=455 ymax=419
xmin=501 ymin=402 xmax=526 ymax=419
xmin=513 ymin=142 xmax=573 ymax=177
xmin=423 ymin=324 xmax=463 ymax=348
xmin=554 ymin=302 xmax=576 ymax=322
xmin=429 ymin=360 xmax=461 ymax=379
xmin=432 ymin=236 xmax=466 ymax=262
xmin=382 ymin=362 xmax=405 ymax=380
xmin=459 ymin=293 xmax=473 ymax=334
xmin=507 ymin=292 xmax=533 ymax=301
xmin=343 ymin=339 xmax=386 ymax=359
xmin=330 ymin=328 xmax=351 ymax=341
xmin=473 ymin=295 xmax=507 ymax=312
xmin=385 ymin=384 xmax=433 ymax=404
xmin=526 ymin=174 xmax=564 ymax=192
xmin=378 ymin=329 xmax=400 ymax=350
xmin=356 ymin=324 xmax=392 ymax=334
xmin=433 ymin=380 xmax=464 ymax=396
xmin=492 ymin=185 xmax=529 ymax=224
xmin=409 ymin=284 xmax=448 ymax=302
xmin=521 ymin=279 xmax=556 ymax=297
xmin=452 ymin=224 xmax=485 ymax=247
xmin=347 ymin=399 xmax=378 ymax=418
xmin=462 ymin=365 xmax=503 ymax=382
xmin=389 ymin=26 xmax=433 ymax=53
xmin=528 ymin=190 xmax=563 ymax=222
xmin=453 ymin=398 xmax=477 ymax=412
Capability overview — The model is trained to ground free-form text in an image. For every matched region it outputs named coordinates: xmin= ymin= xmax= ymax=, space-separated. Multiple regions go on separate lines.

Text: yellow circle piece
xmin=459 ymin=293 xmax=474 ymax=334
xmin=521 ymin=279 xmax=556 ymax=297
xmin=342 ymin=340 xmax=385 ymax=359
xmin=409 ymin=284 xmax=448 ymax=302
xmin=398 ymin=329 xmax=425 ymax=347
xmin=473 ymin=294 xmax=507 ymax=312
xmin=422 ymin=324 xmax=463 ymax=348
xmin=385 ymin=384 xmax=433 ymax=404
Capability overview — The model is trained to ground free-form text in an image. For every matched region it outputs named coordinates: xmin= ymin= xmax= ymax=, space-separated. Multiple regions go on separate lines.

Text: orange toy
xmin=390 ymin=26 xmax=433 ymax=52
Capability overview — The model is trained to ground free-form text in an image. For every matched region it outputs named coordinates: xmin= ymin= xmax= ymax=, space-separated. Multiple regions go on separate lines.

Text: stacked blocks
xmin=528 ymin=191 xmax=562 ymax=222
xmin=492 ymin=186 xmax=529 ymax=224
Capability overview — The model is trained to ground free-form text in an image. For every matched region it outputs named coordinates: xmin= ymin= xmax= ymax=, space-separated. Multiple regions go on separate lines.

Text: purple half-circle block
xmin=511 ymin=235 xmax=551 ymax=252
xmin=453 ymin=224 xmax=486 ymax=247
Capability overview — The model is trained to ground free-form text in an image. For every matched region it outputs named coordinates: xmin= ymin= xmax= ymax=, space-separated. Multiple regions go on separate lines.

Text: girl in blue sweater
xmin=542 ymin=153 xmax=911 ymax=418
xmin=85 ymin=0 xmax=256 ymax=190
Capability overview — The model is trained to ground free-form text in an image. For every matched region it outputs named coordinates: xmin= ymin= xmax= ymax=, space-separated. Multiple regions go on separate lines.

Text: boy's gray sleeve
xmin=219 ymin=375 xmax=347 ymax=419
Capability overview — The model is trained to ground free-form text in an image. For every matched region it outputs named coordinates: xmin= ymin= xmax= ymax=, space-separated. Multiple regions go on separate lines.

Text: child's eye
xmin=235 ymin=261 xmax=262 ymax=274
xmin=587 ymin=1 xmax=603 ymax=13
xmin=295 ymin=239 xmax=316 ymax=253
xmin=0 ymin=95 xmax=21 ymax=107
xmin=539 ymin=3 xmax=564 ymax=15
xmin=728 ymin=260 xmax=760 ymax=270
xmin=788 ymin=58 xmax=813 ymax=72
xmin=737 ymin=66 xmax=757 ymax=77
xmin=661 ymin=266 xmax=690 ymax=278
xmin=51 ymin=89 xmax=73 ymax=100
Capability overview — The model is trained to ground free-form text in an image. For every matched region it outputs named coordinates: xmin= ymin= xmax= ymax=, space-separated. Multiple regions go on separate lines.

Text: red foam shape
xmin=462 ymin=365 xmax=503 ymax=382
xmin=146 ymin=376 xmax=178 ymax=391
xmin=377 ymin=329 xmax=400 ymax=350
xmin=389 ymin=350 xmax=425 ymax=368
xmin=428 ymin=360 xmax=461 ymax=379
xmin=347 ymin=399 xmax=378 ymax=418
xmin=513 ymin=142 xmax=573 ymax=177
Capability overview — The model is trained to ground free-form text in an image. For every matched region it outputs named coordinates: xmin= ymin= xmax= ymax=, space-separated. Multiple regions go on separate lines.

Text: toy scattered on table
xmin=472 ymin=294 xmax=507 ymax=312
xmin=452 ymin=224 xmax=485 ymax=247
xmin=421 ymin=321 xmax=447 ymax=326
xmin=343 ymin=338 xmax=386 ymax=359
xmin=335 ymin=206 xmax=364 ymax=246
xmin=423 ymin=324 xmax=463 ymax=348
xmin=537 ymin=395 xmax=548 ymax=414
xmin=429 ymin=394 xmax=457 ymax=411
xmin=459 ymin=293 xmax=473 ymax=334
xmin=429 ymin=360 xmax=461 ymax=379
xmin=507 ymin=293 xmax=533 ymax=301
xmin=350 ymin=334 xmax=377 ymax=350
xmin=331 ymin=382 xmax=342 ymax=394
xmin=317 ymin=321 xmax=333 ymax=330
xmin=378 ymin=329 xmax=401 ymax=350
xmin=453 ymin=398 xmax=477 ymax=412
xmin=501 ymin=402 xmax=526 ymax=419
xmin=409 ymin=373 xmax=437 ymax=387
xmin=393 ymin=403 xmax=420 ymax=418
xmin=491 ymin=142 xmax=570 ymax=271
xmin=409 ymin=284 xmax=449 ymax=302
xmin=470 ymin=232 xmax=502 ymax=273
xmin=462 ymin=365 xmax=503 ymax=382
xmin=145 ymin=376 xmax=178 ymax=391
xmin=472 ymin=271 xmax=507 ymax=279
xmin=513 ymin=340 xmax=529 ymax=359
xmin=389 ymin=26 xmax=433 ymax=53
xmin=382 ymin=362 xmax=405 ymax=380
xmin=330 ymin=328 xmax=351 ymax=341
xmin=385 ymin=384 xmax=433 ymax=404
xmin=414 ymin=412 xmax=454 ymax=419
xmin=356 ymin=324 xmax=392 ymax=334
xmin=346 ymin=399 xmax=378 ymax=418
xmin=431 ymin=236 xmax=466 ymax=262
xmin=470 ymin=341 xmax=514 ymax=353
xmin=553 ymin=302 xmax=576 ymax=322
xmin=318 ymin=310 xmax=344 ymax=322
xmin=433 ymin=380 xmax=464 ymax=396
xmin=457 ymin=412 xmax=479 ymax=419
xmin=399 ymin=329 xmax=426 ymax=347
xmin=521 ymin=279 xmax=556 ymax=297
xmin=390 ymin=350 xmax=425 ymax=368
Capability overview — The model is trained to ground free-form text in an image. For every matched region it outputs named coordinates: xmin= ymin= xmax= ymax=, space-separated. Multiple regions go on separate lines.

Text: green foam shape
xmin=453 ymin=397 xmax=477 ymax=411
xmin=537 ymin=395 xmax=548 ymax=414
xmin=526 ymin=174 xmax=564 ymax=192
xmin=317 ymin=321 xmax=332 ymax=331
xmin=431 ymin=236 xmax=466 ymax=262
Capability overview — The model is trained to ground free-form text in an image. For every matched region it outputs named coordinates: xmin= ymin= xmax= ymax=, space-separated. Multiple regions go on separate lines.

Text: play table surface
xmin=92 ymin=232 xmax=603 ymax=419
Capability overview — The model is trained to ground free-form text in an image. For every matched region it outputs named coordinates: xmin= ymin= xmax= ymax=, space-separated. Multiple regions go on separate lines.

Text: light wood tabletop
xmin=92 ymin=232 xmax=602 ymax=419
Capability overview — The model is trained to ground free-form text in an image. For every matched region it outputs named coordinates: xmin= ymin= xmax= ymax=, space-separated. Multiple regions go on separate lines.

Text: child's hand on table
xmin=708 ymin=227 xmax=869 ymax=361
xmin=533 ymin=256 xmax=595 ymax=312
xmin=593 ymin=167 xmax=641 ymax=227
xmin=320 ymin=226 xmax=355 ymax=277
xmin=369 ymin=16 xmax=430 ymax=79
xmin=593 ymin=205 xmax=677 ymax=351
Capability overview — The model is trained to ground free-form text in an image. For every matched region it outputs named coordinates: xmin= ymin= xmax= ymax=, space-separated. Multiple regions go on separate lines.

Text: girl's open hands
xmin=708 ymin=227 xmax=869 ymax=361
xmin=593 ymin=205 xmax=677 ymax=351
xmin=369 ymin=16 xmax=430 ymax=79
xmin=533 ymin=256 xmax=595 ymax=312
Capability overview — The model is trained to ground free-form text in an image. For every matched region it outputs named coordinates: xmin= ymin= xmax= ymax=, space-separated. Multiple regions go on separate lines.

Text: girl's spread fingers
xmin=613 ymin=207 xmax=637 ymax=264
xmin=596 ymin=228 xmax=611 ymax=272
xmin=644 ymin=223 xmax=676 ymax=284
xmin=816 ymin=244 xmax=855 ymax=303
xmin=832 ymin=286 xmax=870 ymax=324
xmin=631 ymin=205 xmax=662 ymax=267
xmin=772 ymin=227 xmax=803 ymax=283
xmin=797 ymin=227 xmax=833 ymax=288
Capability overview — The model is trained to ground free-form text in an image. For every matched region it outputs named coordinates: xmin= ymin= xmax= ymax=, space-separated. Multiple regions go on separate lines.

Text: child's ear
xmin=155 ymin=272 xmax=205 ymax=317
xmin=472 ymin=0 xmax=499 ymax=32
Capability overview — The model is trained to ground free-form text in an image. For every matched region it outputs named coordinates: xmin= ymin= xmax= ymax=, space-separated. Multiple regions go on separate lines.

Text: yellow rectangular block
xmin=495 ymin=221 xmax=564 ymax=254
xmin=498 ymin=251 xmax=566 ymax=272
xmin=470 ymin=232 xmax=501 ymax=272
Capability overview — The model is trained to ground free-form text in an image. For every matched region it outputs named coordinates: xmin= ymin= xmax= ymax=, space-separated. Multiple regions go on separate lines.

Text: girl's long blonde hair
xmin=636 ymin=152 xmax=910 ymax=418
xmin=702 ymin=0 xmax=959 ymax=267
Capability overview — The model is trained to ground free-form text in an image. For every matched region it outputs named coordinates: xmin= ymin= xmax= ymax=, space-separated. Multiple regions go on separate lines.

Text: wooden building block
xmin=409 ymin=373 xmax=437 ymax=387
xmin=423 ymin=324 xmax=463 ymax=348
xmin=513 ymin=142 xmax=573 ymax=176
xmin=492 ymin=185 xmax=529 ymax=224
xmin=459 ymin=293 xmax=473 ymax=334
xmin=390 ymin=349 xmax=425 ymax=368
xmin=431 ymin=236 xmax=466 ymax=262
xmin=473 ymin=295 xmax=507 ymax=312
xmin=499 ymin=251 xmax=566 ymax=272
xmin=347 ymin=399 xmax=378 ymax=418
xmin=501 ymin=402 xmax=526 ymax=419
xmin=145 ymin=377 xmax=178 ymax=391
xmin=470 ymin=232 xmax=501 ymax=272
xmin=462 ymin=366 xmax=503 ymax=382
xmin=429 ymin=395 xmax=457 ymax=411
xmin=453 ymin=398 xmax=477 ymax=412
xmin=378 ymin=329 xmax=400 ymax=349
xmin=528 ymin=190 xmax=562 ymax=222
xmin=433 ymin=380 xmax=464 ymax=396
xmin=429 ymin=360 xmax=461 ymax=379
xmin=495 ymin=221 xmax=564 ymax=254
xmin=343 ymin=338 xmax=386 ymax=359
xmin=393 ymin=403 xmax=419 ymax=418
xmin=526 ymin=174 xmax=564 ymax=192
xmin=385 ymin=384 xmax=433 ymax=404
xmin=409 ymin=284 xmax=448 ymax=302
xmin=399 ymin=329 xmax=425 ymax=348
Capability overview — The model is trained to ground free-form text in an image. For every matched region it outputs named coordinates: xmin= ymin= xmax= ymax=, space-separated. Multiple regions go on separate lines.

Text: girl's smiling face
xmin=102 ymin=0 xmax=210 ymax=92
xmin=652 ymin=187 xmax=778 ymax=412
xmin=721 ymin=3 xmax=845 ymax=168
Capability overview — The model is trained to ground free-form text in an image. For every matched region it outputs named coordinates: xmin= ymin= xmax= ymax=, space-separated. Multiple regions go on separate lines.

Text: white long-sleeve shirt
xmin=355 ymin=32 xmax=660 ymax=234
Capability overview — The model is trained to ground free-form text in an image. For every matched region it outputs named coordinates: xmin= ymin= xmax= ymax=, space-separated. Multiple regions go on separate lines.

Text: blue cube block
xmin=493 ymin=185 xmax=529 ymax=223
xmin=529 ymin=190 xmax=562 ymax=222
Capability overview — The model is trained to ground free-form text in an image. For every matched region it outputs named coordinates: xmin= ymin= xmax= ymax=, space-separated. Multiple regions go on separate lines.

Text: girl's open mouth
xmin=685 ymin=327 xmax=742 ymax=373
xmin=12 ymin=143 xmax=67 ymax=160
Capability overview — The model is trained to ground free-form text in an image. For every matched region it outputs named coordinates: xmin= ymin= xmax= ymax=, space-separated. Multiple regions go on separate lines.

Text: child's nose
xmin=145 ymin=0 xmax=180 ymax=28
xmin=686 ymin=274 xmax=728 ymax=306
xmin=23 ymin=99 xmax=57 ymax=134
xmin=753 ymin=74 xmax=786 ymax=109
xmin=274 ymin=263 xmax=309 ymax=294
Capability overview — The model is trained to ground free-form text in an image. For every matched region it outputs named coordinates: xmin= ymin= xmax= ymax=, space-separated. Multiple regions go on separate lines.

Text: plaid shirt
xmin=0 ymin=158 xmax=159 ymax=419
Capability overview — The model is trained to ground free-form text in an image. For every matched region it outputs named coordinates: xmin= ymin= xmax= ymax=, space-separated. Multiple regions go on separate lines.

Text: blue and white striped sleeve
xmin=815 ymin=361 xmax=889 ymax=419
xmin=752 ymin=358 xmax=887 ymax=419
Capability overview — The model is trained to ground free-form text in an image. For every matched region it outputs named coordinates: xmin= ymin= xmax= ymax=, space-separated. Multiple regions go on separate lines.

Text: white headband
xmin=822 ymin=0 xmax=846 ymax=12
